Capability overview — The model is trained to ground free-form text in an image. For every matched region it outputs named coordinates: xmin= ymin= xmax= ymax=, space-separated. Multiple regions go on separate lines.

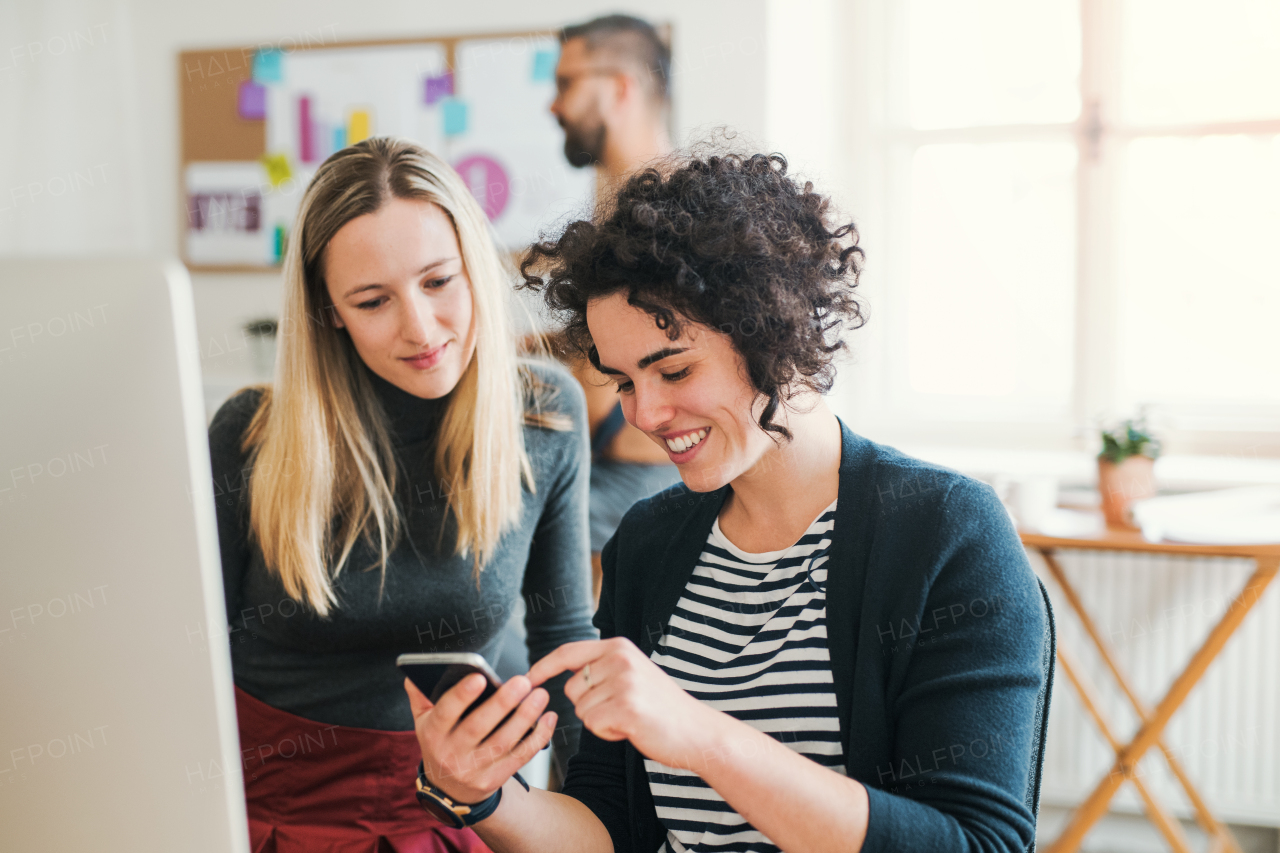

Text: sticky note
xmin=252 ymin=48 xmax=283 ymax=83
xmin=260 ymin=153 xmax=292 ymax=188
xmin=333 ymin=126 xmax=347 ymax=151
xmin=532 ymin=48 xmax=557 ymax=82
xmin=442 ymin=98 xmax=468 ymax=136
xmin=298 ymin=96 xmax=314 ymax=163
xmin=347 ymin=109 xmax=371 ymax=144
xmin=272 ymin=224 xmax=286 ymax=264
xmin=238 ymin=81 xmax=267 ymax=120
xmin=424 ymin=72 xmax=454 ymax=105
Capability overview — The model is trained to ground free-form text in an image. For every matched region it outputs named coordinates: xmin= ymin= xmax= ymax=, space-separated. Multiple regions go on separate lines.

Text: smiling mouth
xmin=402 ymin=342 xmax=448 ymax=368
xmin=663 ymin=428 xmax=708 ymax=454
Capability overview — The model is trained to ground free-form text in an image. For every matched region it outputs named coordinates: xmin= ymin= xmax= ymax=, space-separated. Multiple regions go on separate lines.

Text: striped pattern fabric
xmin=645 ymin=501 xmax=845 ymax=853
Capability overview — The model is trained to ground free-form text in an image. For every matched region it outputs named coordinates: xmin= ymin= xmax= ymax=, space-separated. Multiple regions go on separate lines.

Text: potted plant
xmin=1097 ymin=418 xmax=1161 ymax=529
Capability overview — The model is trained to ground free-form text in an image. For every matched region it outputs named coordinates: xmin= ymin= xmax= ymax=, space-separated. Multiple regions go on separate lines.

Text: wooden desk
xmin=1021 ymin=521 xmax=1280 ymax=853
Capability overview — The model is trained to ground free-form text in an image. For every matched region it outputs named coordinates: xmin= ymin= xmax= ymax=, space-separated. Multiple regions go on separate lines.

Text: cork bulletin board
xmin=178 ymin=30 xmax=596 ymax=271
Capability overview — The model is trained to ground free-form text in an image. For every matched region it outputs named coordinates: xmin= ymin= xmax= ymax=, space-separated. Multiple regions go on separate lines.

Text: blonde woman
xmin=207 ymin=137 xmax=595 ymax=852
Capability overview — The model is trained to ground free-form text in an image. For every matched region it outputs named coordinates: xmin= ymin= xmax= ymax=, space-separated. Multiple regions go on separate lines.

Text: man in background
xmin=551 ymin=15 xmax=681 ymax=595
xmin=552 ymin=14 xmax=674 ymax=189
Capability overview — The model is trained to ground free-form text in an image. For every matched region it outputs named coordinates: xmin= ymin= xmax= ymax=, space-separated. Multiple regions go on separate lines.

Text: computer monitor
xmin=0 ymin=259 xmax=248 ymax=852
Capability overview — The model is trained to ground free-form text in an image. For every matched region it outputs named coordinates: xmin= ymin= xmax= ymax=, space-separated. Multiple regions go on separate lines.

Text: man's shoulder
xmin=521 ymin=358 xmax=587 ymax=432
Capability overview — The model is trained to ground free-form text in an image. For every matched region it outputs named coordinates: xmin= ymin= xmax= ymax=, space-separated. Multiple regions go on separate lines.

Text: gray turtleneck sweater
xmin=207 ymin=359 xmax=596 ymax=761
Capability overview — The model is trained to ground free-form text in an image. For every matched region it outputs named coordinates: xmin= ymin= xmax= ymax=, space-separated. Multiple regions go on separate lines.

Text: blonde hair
xmin=244 ymin=137 xmax=557 ymax=616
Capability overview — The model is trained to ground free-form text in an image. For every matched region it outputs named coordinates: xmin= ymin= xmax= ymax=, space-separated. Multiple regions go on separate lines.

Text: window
xmin=844 ymin=0 xmax=1280 ymax=453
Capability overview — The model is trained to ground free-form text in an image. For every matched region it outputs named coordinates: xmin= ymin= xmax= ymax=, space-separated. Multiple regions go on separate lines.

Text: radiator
xmin=1030 ymin=549 xmax=1280 ymax=827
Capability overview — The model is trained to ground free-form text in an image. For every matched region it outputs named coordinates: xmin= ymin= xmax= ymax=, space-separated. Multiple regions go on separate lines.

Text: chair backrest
xmin=1025 ymin=577 xmax=1057 ymax=852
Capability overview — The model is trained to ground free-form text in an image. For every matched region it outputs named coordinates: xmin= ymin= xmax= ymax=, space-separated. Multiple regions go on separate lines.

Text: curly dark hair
xmin=519 ymin=150 xmax=866 ymax=440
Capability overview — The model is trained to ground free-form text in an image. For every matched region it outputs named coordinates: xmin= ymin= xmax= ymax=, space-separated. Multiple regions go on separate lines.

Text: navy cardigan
xmin=561 ymin=422 xmax=1054 ymax=853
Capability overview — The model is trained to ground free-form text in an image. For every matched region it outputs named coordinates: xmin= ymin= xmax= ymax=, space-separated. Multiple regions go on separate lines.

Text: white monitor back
xmin=0 ymin=258 xmax=247 ymax=852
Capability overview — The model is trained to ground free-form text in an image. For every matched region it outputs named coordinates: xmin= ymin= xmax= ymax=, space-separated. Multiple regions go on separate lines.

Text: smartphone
xmin=397 ymin=652 xmax=504 ymax=719
xmin=398 ymin=652 xmax=549 ymax=751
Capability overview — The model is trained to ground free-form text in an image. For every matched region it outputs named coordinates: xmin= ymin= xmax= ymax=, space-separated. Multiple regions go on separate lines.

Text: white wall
xmin=5 ymin=0 xmax=859 ymax=404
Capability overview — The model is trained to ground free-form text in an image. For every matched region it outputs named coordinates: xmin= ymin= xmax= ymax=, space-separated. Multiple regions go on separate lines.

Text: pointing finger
xmin=527 ymin=640 xmax=608 ymax=687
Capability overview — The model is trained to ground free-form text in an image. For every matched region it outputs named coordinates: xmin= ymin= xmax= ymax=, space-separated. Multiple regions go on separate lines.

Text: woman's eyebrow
xmin=417 ymin=257 xmax=457 ymax=275
xmin=341 ymin=258 xmax=458 ymax=299
xmin=342 ymin=282 xmax=385 ymax=298
xmin=636 ymin=347 xmax=689 ymax=369
xmin=596 ymin=347 xmax=690 ymax=375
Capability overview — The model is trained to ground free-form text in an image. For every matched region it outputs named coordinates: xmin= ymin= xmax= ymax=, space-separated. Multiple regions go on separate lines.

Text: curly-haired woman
xmin=403 ymin=152 xmax=1054 ymax=853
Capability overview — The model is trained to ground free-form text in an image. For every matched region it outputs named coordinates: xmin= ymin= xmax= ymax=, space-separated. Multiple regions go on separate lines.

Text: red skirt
xmin=235 ymin=686 xmax=492 ymax=853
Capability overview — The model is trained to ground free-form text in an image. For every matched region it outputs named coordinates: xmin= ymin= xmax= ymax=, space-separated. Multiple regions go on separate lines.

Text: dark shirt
xmin=588 ymin=458 xmax=682 ymax=553
xmin=588 ymin=402 xmax=681 ymax=552
xmin=561 ymin=420 xmax=1054 ymax=853
xmin=208 ymin=359 xmax=597 ymax=760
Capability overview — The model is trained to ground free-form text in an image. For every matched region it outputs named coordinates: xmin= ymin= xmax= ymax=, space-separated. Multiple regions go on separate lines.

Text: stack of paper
xmin=1131 ymin=486 xmax=1280 ymax=545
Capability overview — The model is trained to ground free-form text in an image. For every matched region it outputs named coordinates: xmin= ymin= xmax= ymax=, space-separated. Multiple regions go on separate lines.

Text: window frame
xmin=835 ymin=0 xmax=1280 ymax=459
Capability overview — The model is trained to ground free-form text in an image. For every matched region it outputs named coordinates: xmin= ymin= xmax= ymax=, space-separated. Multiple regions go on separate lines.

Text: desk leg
xmin=1046 ymin=556 xmax=1280 ymax=853
xmin=1039 ymin=549 xmax=1244 ymax=853
xmin=1053 ymin=644 xmax=1194 ymax=853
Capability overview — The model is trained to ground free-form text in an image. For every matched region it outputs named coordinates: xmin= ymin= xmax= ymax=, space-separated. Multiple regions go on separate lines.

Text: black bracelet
xmin=415 ymin=761 xmax=530 ymax=828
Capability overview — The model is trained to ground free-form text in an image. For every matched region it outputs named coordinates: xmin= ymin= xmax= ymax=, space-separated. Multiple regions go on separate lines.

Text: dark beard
xmin=562 ymin=120 xmax=606 ymax=169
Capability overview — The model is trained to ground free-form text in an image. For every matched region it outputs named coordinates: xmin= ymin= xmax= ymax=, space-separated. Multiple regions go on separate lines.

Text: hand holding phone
xmin=401 ymin=652 xmax=558 ymax=807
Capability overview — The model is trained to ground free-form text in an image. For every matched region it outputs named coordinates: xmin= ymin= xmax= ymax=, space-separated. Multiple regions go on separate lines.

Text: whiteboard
xmin=264 ymin=44 xmax=449 ymax=163
xmin=451 ymin=36 xmax=596 ymax=247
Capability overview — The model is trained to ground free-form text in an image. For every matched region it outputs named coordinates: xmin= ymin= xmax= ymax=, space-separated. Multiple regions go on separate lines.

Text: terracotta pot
xmin=1097 ymin=456 xmax=1156 ymax=529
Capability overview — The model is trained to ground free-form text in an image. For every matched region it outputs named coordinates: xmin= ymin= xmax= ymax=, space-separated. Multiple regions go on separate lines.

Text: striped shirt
xmin=645 ymin=500 xmax=845 ymax=853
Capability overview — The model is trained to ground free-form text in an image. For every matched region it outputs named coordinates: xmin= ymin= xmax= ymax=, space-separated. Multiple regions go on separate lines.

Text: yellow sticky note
xmin=348 ymin=110 xmax=371 ymax=145
xmin=260 ymin=153 xmax=292 ymax=188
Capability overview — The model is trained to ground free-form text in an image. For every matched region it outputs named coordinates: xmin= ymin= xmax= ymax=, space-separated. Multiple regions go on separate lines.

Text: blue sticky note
xmin=532 ymin=48 xmax=557 ymax=82
xmin=333 ymin=126 xmax=347 ymax=151
xmin=253 ymin=49 xmax=283 ymax=83
xmin=442 ymin=98 xmax=468 ymax=136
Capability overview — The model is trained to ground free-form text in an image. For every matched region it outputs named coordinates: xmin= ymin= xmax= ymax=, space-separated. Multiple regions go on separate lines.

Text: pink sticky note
xmin=299 ymin=96 xmax=314 ymax=163
xmin=238 ymin=82 xmax=266 ymax=120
